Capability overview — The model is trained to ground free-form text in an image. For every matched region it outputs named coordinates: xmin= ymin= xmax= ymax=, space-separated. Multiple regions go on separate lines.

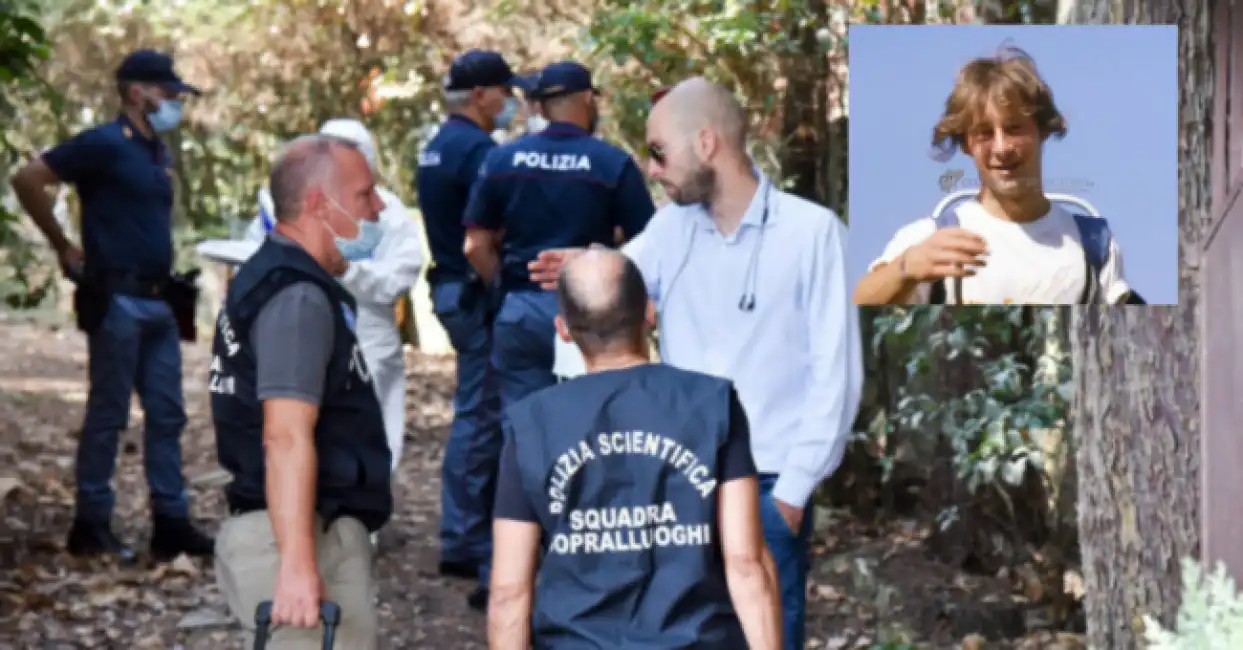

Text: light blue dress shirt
xmin=623 ymin=172 xmax=864 ymax=507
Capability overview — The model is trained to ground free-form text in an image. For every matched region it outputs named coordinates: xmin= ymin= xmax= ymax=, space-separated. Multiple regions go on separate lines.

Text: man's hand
xmin=262 ymin=398 xmax=322 ymax=630
xmin=57 ymin=244 xmax=84 ymax=279
xmin=901 ymin=228 xmax=988 ymax=282
xmin=773 ymin=498 xmax=803 ymax=533
xmin=271 ymin=558 xmax=323 ymax=628
xmin=528 ymin=246 xmax=600 ymax=290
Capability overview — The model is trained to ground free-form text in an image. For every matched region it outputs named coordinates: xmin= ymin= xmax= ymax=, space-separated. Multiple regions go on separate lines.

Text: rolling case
xmin=252 ymin=600 xmax=342 ymax=650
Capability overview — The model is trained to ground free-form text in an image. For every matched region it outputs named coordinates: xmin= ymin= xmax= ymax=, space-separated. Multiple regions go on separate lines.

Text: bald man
xmin=529 ymin=77 xmax=864 ymax=650
xmin=488 ymin=249 xmax=782 ymax=650
xmin=211 ymin=134 xmax=391 ymax=649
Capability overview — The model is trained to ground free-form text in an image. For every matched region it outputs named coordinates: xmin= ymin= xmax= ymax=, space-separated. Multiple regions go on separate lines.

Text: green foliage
xmin=1143 ymin=558 xmax=1243 ymax=649
xmin=4 ymin=0 xmax=449 ymax=269
xmin=868 ymin=306 xmax=1071 ymax=527
xmin=0 ymin=1 xmax=49 ymax=83
xmin=493 ymin=0 xmax=859 ymax=205
xmin=0 ymin=0 xmax=55 ymax=308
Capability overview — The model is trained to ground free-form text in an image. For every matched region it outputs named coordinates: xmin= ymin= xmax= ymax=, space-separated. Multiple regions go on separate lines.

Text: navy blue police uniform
xmin=416 ymin=50 xmax=527 ymax=576
xmin=463 ymin=61 xmax=656 ymax=411
xmin=211 ymin=238 xmax=393 ymax=532
xmin=494 ymin=364 xmax=757 ymax=649
xmin=40 ymin=50 xmax=208 ymax=555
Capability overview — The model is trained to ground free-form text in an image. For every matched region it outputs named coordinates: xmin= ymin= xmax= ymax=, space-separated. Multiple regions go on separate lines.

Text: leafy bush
xmin=867 ymin=306 xmax=1072 ymax=523
xmin=1143 ymin=557 xmax=1243 ymax=649
xmin=1 ymin=1 xmax=55 ymax=308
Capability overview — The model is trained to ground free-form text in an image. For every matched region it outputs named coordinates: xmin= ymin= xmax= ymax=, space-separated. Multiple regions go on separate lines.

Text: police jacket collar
xmin=116 ymin=113 xmax=161 ymax=148
xmin=541 ymin=121 xmax=589 ymax=137
xmin=447 ymin=113 xmax=485 ymax=131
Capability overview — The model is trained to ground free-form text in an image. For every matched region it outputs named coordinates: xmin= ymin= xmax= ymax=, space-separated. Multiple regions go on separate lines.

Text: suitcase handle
xmin=253 ymin=600 xmax=342 ymax=650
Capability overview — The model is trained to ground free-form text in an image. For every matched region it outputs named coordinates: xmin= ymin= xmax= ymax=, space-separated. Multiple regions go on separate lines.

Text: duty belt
xmin=101 ymin=272 xmax=168 ymax=299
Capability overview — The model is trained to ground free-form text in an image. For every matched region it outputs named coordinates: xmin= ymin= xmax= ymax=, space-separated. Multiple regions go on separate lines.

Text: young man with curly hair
xmin=853 ymin=46 xmax=1139 ymax=305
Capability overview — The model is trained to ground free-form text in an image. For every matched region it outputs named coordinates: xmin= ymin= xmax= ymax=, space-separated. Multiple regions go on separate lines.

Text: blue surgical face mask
xmin=495 ymin=96 xmax=519 ymax=129
xmin=148 ymin=98 xmax=184 ymax=133
xmin=326 ymin=196 xmax=383 ymax=261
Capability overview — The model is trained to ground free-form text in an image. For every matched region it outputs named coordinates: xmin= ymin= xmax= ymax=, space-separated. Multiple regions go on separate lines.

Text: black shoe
xmin=467 ymin=585 xmax=489 ymax=612
xmin=66 ymin=519 xmax=137 ymax=564
xmin=439 ymin=559 xmax=480 ymax=579
xmin=150 ymin=515 xmax=215 ymax=561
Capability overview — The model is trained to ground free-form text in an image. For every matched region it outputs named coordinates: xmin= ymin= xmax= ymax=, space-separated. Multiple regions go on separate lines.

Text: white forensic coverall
xmin=245 ymin=119 xmax=424 ymax=469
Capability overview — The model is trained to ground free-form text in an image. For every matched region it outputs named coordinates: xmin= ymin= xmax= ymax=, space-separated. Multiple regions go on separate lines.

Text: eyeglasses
xmin=646 ymin=143 xmax=666 ymax=166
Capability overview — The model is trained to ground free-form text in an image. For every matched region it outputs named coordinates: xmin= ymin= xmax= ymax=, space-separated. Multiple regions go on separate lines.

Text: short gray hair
xmin=268 ymin=134 xmax=360 ymax=222
xmin=444 ymin=89 xmax=472 ymax=112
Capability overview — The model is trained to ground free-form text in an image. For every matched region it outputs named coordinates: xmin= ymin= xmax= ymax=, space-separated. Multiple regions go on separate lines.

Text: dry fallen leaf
xmin=825 ymin=635 xmax=851 ymax=650
xmin=813 ymin=583 xmax=845 ymax=602
xmin=0 ymin=476 xmax=22 ymax=501
xmin=1063 ymin=569 xmax=1086 ymax=600
xmin=169 ymin=554 xmax=201 ymax=578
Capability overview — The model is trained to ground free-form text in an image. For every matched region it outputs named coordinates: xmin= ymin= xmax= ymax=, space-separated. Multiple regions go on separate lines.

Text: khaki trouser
xmin=214 ymin=511 xmax=378 ymax=650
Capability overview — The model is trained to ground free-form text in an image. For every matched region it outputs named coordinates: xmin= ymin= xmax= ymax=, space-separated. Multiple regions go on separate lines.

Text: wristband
xmin=897 ymin=253 xmax=911 ymax=280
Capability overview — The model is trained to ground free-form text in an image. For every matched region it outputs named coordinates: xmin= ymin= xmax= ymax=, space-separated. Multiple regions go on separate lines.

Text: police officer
xmin=417 ymin=49 xmax=525 ymax=592
xmin=488 ymin=250 xmax=783 ymax=650
xmin=211 ymin=134 xmax=391 ymax=649
xmin=10 ymin=49 xmax=213 ymax=562
xmin=463 ymin=60 xmax=655 ymax=406
xmin=462 ymin=60 xmax=656 ymax=607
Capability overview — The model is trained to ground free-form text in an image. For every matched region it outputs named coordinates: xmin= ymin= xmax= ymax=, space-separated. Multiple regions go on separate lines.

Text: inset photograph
xmin=847 ymin=25 xmax=1178 ymax=306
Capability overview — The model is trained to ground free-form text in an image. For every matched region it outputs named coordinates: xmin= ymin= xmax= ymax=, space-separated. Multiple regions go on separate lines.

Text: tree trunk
xmin=779 ymin=0 xmax=829 ymax=204
xmin=1067 ymin=0 xmax=1212 ymax=646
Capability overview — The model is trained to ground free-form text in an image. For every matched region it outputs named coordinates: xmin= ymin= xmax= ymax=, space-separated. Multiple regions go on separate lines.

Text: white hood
xmin=320 ymin=118 xmax=379 ymax=171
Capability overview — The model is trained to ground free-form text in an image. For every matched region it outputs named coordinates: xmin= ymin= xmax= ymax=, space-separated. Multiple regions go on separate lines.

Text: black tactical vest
xmin=210 ymin=238 xmax=392 ymax=532
xmin=506 ymin=364 xmax=747 ymax=649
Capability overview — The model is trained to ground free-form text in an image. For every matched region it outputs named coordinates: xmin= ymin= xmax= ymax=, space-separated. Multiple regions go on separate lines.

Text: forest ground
xmin=0 ymin=316 xmax=1086 ymax=649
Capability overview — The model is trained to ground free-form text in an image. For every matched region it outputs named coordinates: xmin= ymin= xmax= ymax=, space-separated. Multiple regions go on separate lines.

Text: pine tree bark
xmin=779 ymin=0 xmax=830 ymax=205
xmin=1067 ymin=0 xmax=1213 ymax=647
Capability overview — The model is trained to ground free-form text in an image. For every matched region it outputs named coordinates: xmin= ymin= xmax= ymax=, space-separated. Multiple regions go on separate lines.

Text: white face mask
xmin=527 ymin=115 xmax=549 ymax=134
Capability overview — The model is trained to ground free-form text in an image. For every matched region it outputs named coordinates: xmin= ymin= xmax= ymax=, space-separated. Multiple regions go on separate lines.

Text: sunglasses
xmin=646 ymin=143 xmax=667 ymax=166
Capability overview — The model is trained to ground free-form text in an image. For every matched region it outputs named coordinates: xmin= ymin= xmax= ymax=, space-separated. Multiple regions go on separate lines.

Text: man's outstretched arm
xmin=530 ymin=206 xmax=672 ymax=297
xmin=251 ymin=283 xmax=336 ymax=628
xmin=489 ymin=429 xmax=541 ymax=650
xmin=718 ymin=388 xmax=782 ymax=650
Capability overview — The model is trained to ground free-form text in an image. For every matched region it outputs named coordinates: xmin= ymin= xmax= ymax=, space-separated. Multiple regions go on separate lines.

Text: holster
xmin=163 ymin=269 xmax=201 ymax=343
xmin=459 ymin=280 xmax=502 ymax=326
xmin=72 ymin=278 xmax=111 ymax=336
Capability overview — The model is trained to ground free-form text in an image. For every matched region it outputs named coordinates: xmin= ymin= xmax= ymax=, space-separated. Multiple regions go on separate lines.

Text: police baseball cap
xmin=529 ymin=61 xmax=599 ymax=100
xmin=516 ymin=72 xmax=541 ymax=98
xmin=445 ymin=50 xmax=528 ymax=92
xmin=115 ymin=49 xmax=201 ymax=96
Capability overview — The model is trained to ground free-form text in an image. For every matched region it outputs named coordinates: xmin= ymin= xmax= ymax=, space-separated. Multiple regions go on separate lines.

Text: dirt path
xmin=0 ymin=316 xmax=1079 ymax=649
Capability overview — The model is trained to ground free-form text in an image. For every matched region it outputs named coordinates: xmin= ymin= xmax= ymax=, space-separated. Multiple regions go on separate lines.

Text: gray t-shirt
xmin=250 ymin=236 xmax=336 ymax=405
